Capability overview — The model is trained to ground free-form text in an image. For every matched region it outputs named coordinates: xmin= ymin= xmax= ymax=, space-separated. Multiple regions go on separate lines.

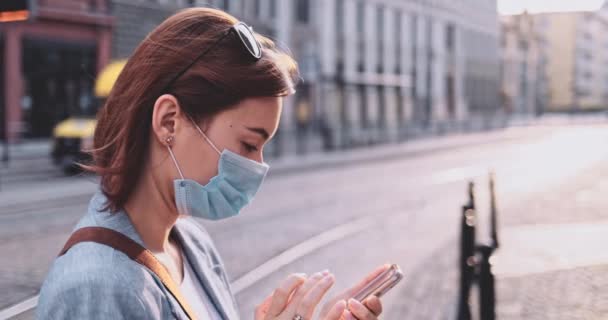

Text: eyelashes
xmin=241 ymin=142 xmax=259 ymax=152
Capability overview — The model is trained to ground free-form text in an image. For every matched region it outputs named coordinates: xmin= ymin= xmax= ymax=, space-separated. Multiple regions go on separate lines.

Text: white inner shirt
xmin=180 ymin=252 xmax=223 ymax=320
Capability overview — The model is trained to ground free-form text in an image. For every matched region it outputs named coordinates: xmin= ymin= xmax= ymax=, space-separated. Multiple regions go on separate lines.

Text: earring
xmin=165 ymin=136 xmax=174 ymax=147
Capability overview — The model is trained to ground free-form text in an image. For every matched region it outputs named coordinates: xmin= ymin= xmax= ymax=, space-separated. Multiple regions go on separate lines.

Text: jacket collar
xmin=81 ymin=191 xmax=234 ymax=320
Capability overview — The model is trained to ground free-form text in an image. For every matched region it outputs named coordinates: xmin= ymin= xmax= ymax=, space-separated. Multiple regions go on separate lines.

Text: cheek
xmin=171 ymin=138 xmax=219 ymax=184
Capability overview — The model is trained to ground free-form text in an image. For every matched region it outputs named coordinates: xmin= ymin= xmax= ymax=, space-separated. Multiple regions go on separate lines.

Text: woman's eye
xmin=241 ymin=142 xmax=258 ymax=152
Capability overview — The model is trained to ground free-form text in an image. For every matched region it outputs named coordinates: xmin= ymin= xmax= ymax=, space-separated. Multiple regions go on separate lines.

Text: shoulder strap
xmin=59 ymin=226 xmax=197 ymax=320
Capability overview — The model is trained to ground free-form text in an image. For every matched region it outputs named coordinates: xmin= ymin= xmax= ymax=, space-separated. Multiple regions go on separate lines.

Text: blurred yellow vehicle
xmin=51 ymin=59 xmax=126 ymax=173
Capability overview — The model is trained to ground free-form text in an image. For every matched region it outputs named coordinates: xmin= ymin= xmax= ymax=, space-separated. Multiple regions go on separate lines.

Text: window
xmin=359 ymin=85 xmax=368 ymax=128
xmin=378 ymin=85 xmax=386 ymax=127
xmin=336 ymin=0 xmax=344 ymax=35
xmin=377 ymin=6 xmax=384 ymax=73
xmin=396 ymin=87 xmax=404 ymax=126
xmin=356 ymin=1 xmax=365 ymax=72
xmin=357 ymin=1 xmax=364 ymax=33
xmin=395 ymin=11 xmax=402 ymax=74
xmin=270 ymin=0 xmax=276 ymax=18
xmin=296 ymin=0 xmax=309 ymax=23
xmin=518 ymin=39 xmax=528 ymax=51
xmin=254 ymin=0 xmax=261 ymax=17
xmin=376 ymin=6 xmax=384 ymax=39
xmin=446 ymin=23 xmax=455 ymax=52
xmin=88 ymin=0 xmax=97 ymax=11
xmin=336 ymin=0 xmax=344 ymax=66
xmin=411 ymin=15 xmax=418 ymax=98
xmin=220 ymin=0 xmax=229 ymax=11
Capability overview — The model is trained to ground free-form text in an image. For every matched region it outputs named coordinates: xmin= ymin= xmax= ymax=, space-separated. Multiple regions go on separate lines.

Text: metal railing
xmin=457 ymin=173 xmax=500 ymax=320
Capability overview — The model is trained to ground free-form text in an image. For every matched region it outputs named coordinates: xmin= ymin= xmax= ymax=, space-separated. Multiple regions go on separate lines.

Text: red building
xmin=0 ymin=0 xmax=113 ymax=140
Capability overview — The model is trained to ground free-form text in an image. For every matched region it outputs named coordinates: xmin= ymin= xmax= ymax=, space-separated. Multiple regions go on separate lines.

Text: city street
xmin=1 ymin=124 xmax=608 ymax=319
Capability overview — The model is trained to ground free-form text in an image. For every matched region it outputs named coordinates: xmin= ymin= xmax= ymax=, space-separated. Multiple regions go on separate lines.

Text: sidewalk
xmin=3 ymin=113 xmax=607 ymax=163
xmin=268 ymin=124 xmax=554 ymax=176
xmin=385 ymin=146 xmax=608 ymax=319
xmin=385 ymin=238 xmax=608 ymax=319
xmin=497 ymin=264 xmax=608 ymax=319
xmin=0 ymin=139 xmax=51 ymax=161
xmin=2 ymin=121 xmax=607 ymax=206
xmin=0 ymin=124 xmax=554 ymax=206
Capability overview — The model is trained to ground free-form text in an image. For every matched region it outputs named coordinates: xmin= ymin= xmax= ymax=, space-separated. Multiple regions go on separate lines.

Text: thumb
xmin=255 ymin=293 xmax=274 ymax=320
xmin=323 ymin=300 xmax=347 ymax=320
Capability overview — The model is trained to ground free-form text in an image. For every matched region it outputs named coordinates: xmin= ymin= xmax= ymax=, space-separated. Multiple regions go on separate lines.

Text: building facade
xmin=500 ymin=13 xmax=547 ymax=115
xmin=311 ymin=0 xmax=501 ymax=150
xmin=2 ymin=0 xmax=501 ymax=154
xmin=531 ymin=8 xmax=608 ymax=112
xmin=100 ymin=0 xmax=502 ymax=155
xmin=0 ymin=0 xmax=113 ymax=141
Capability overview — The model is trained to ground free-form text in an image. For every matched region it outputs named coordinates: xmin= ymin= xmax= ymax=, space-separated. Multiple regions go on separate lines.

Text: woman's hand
xmin=318 ymin=264 xmax=390 ymax=320
xmin=255 ymin=271 xmax=348 ymax=320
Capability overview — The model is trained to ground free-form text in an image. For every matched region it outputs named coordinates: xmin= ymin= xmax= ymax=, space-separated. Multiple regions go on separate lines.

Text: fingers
xmin=254 ymin=294 xmax=273 ymax=320
xmin=347 ymin=298 xmax=377 ymax=320
xmin=341 ymin=310 xmax=357 ymax=320
xmin=363 ymin=295 xmax=382 ymax=316
xmin=283 ymin=271 xmax=328 ymax=314
xmin=322 ymin=300 xmax=347 ymax=320
xmin=297 ymin=273 xmax=336 ymax=319
xmin=266 ymin=273 xmax=307 ymax=317
xmin=320 ymin=264 xmax=391 ymax=318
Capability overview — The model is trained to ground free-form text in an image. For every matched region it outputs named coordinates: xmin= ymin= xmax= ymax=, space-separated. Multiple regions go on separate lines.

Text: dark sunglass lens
xmin=235 ymin=23 xmax=261 ymax=58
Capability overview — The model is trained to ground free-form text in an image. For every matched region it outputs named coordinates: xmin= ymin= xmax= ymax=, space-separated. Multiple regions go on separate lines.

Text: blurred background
xmin=1 ymin=0 xmax=608 ymax=319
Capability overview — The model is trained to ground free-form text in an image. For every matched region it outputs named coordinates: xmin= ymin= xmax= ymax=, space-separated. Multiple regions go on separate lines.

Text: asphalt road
xmin=2 ymin=124 xmax=607 ymax=319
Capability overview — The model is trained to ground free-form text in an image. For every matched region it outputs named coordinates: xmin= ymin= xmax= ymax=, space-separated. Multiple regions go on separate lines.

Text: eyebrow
xmin=245 ymin=126 xmax=270 ymax=140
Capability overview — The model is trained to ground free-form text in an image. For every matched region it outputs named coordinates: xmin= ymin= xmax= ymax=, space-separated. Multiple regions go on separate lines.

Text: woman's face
xmin=164 ymin=96 xmax=282 ymax=186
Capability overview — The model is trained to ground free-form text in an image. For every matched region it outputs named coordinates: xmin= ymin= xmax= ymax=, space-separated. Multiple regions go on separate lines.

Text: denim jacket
xmin=36 ymin=191 xmax=241 ymax=320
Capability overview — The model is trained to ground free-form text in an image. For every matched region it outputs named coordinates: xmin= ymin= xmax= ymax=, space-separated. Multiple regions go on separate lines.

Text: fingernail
xmin=344 ymin=310 xmax=356 ymax=320
xmin=296 ymin=273 xmax=307 ymax=277
xmin=322 ymin=269 xmax=330 ymax=275
xmin=323 ymin=274 xmax=335 ymax=283
xmin=336 ymin=300 xmax=346 ymax=308
xmin=312 ymin=272 xmax=323 ymax=279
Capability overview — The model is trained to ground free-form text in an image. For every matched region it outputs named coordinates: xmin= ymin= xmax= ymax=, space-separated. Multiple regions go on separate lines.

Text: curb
xmin=266 ymin=126 xmax=544 ymax=177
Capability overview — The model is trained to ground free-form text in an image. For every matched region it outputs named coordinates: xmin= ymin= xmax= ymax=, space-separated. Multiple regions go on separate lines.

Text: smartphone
xmin=352 ymin=264 xmax=404 ymax=302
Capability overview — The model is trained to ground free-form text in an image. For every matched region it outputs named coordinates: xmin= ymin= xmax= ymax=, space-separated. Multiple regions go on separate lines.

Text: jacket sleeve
xmin=36 ymin=267 xmax=169 ymax=320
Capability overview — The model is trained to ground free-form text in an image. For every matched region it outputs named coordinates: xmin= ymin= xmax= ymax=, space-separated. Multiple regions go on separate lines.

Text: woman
xmin=37 ymin=8 xmax=388 ymax=320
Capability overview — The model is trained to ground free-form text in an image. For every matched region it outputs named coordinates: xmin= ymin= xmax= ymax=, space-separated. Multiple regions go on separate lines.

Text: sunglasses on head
xmin=163 ymin=22 xmax=262 ymax=92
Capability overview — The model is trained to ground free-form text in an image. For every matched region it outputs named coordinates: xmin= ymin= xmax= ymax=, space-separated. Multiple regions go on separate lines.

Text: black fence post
xmin=477 ymin=245 xmax=496 ymax=320
xmin=489 ymin=172 xmax=499 ymax=249
xmin=475 ymin=172 xmax=499 ymax=320
xmin=457 ymin=182 xmax=476 ymax=320
xmin=457 ymin=175 xmax=500 ymax=320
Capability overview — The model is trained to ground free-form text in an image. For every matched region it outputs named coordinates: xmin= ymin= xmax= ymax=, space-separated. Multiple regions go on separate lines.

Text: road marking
xmin=0 ymin=296 xmax=38 ymax=319
xmin=0 ymin=215 xmax=377 ymax=318
xmin=231 ymin=215 xmax=376 ymax=294
xmin=0 ymin=161 xmax=480 ymax=318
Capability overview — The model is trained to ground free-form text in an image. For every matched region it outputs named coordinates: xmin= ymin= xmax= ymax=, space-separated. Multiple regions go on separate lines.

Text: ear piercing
xmin=165 ymin=136 xmax=174 ymax=147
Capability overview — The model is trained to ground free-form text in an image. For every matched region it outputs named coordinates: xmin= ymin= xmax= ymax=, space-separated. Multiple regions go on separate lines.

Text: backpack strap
xmin=59 ymin=226 xmax=197 ymax=320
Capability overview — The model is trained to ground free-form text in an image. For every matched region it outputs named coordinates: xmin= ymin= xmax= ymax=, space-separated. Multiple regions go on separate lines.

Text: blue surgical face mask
xmin=167 ymin=122 xmax=269 ymax=220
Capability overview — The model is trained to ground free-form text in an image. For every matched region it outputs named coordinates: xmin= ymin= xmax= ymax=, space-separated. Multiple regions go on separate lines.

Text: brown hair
xmin=86 ymin=8 xmax=299 ymax=212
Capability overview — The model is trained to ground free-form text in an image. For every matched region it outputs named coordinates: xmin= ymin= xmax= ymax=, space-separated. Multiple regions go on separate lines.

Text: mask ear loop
xmin=188 ymin=117 xmax=222 ymax=155
xmin=166 ymin=136 xmax=185 ymax=180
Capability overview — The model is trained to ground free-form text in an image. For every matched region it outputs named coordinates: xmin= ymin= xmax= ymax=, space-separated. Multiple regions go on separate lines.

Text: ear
xmin=151 ymin=94 xmax=184 ymax=146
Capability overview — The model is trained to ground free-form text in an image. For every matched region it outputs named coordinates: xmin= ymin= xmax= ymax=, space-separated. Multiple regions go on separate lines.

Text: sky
xmin=498 ymin=0 xmax=605 ymax=15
